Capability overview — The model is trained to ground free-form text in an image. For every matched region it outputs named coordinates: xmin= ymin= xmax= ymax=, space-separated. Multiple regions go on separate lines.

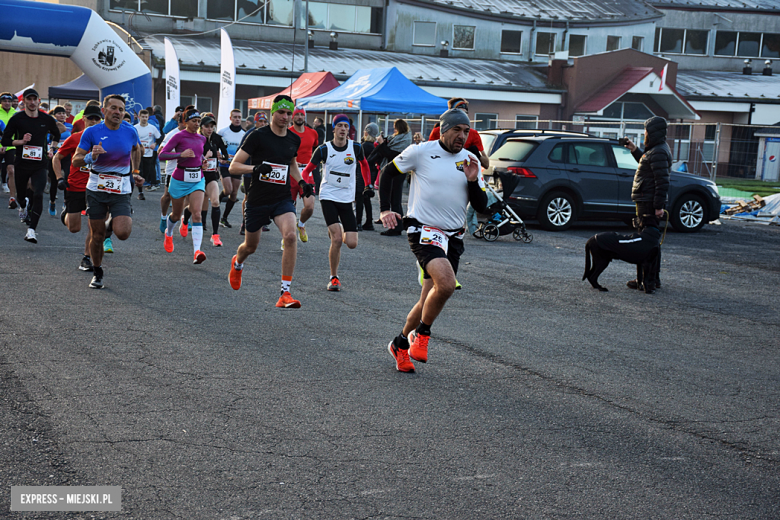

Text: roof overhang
xmin=576 ymin=67 xmax=700 ymax=120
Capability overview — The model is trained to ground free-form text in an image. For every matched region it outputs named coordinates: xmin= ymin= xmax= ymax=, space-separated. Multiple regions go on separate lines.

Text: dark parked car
xmin=482 ymin=132 xmax=721 ymax=232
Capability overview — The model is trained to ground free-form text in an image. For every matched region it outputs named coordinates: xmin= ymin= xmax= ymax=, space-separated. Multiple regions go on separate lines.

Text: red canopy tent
xmin=248 ymin=72 xmax=340 ymax=110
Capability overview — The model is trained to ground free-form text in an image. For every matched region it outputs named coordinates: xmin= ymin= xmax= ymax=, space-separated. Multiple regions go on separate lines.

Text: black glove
xmin=298 ymin=180 xmax=313 ymax=198
xmin=253 ymin=163 xmax=272 ymax=175
xmin=363 ymin=185 xmax=375 ymax=198
xmin=57 ymin=178 xmax=68 ymax=191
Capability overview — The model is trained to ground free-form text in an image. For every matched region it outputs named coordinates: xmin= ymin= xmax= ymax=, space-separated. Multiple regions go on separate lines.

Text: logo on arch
xmin=92 ymin=39 xmax=126 ymax=72
xmin=770 ymin=155 xmax=777 ymax=162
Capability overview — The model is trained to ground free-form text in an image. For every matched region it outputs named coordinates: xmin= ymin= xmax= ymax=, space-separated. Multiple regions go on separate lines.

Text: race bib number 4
xmin=22 ymin=145 xmax=43 ymax=161
xmin=259 ymin=162 xmax=288 ymax=185
xmin=184 ymin=168 xmax=201 ymax=183
xmin=419 ymin=226 xmax=448 ymax=254
xmin=97 ymin=174 xmax=123 ymax=194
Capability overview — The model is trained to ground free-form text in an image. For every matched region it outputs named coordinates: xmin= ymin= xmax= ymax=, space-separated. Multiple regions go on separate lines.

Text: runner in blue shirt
xmin=72 ymin=95 xmax=143 ymax=289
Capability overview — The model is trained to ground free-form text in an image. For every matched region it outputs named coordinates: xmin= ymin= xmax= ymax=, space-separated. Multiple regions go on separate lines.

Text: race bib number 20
xmin=259 ymin=162 xmax=288 ymax=185
xmin=419 ymin=226 xmax=448 ymax=254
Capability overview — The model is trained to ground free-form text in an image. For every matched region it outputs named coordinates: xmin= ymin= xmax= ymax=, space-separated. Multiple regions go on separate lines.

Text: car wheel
xmin=671 ymin=193 xmax=706 ymax=232
xmin=537 ymin=191 xmax=576 ymax=231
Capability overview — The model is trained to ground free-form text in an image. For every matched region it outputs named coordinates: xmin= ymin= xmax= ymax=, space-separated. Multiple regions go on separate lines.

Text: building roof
xmin=577 ymin=67 xmax=654 ymax=112
xmin=651 ymin=0 xmax=780 ymax=11
xmin=141 ymin=35 xmax=558 ymax=94
xmin=404 ymin=0 xmax=661 ymax=22
xmin=676 ymin=70 xmax=780 ymax=102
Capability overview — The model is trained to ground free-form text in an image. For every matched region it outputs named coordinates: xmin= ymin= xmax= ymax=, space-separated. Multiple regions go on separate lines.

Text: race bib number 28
xmin=259 ymin=162 xmax=288 ymax=185
xmin=419 ymin=226 xmax=448 ymax=254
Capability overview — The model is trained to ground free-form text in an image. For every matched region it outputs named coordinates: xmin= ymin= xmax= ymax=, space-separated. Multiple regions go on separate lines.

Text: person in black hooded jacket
xmin=623 ymin=115 xmax=672 ymax=289
xmin=624 ymin=116 xmax=672 ymax=226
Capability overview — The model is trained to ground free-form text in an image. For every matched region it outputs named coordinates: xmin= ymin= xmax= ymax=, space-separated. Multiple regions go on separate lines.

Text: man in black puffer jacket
xmin=623 ymin=115 xmax=672 ymax=289
xmin=625 ymin=116 xmax=672 ymax=225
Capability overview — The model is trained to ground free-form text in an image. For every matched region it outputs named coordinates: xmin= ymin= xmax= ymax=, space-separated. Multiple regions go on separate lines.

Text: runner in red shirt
xmin=288 ymin=107 xmax=319 ymax=242
xmin=52 ymin=105 xmax=103 ymax=272
xmin=428 ymin=98 xmax=490 ymax=169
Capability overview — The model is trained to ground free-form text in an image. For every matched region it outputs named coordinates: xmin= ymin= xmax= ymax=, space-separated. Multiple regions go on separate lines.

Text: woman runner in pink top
xmin=158 ymin=108 xmax=210 ymax=264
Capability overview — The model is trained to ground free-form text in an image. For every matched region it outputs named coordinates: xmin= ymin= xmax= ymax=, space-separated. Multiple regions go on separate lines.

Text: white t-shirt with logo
xmin=392 ymin=140 xmax=478 ymax=231
xmin=319 ymin=140 xmax=360 ymax=204
xmin=218 ymin=125 xmax=246 ymax=165
xmin=134 ymin=123 xmax=161 ymax=158
xmin=160 ymin=128 xmax=181 ymax=177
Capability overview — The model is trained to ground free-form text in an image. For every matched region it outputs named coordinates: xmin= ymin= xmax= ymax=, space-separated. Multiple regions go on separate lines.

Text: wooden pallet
xmin=724 ymin=195 xmax=766 ymax=215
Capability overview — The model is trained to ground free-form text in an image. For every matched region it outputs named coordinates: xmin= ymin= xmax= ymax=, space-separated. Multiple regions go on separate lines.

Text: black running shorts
xmin=86 ymin=190 xmax=132 ymax=220
xmin=221 ymin=166 xmax=242 ymax=180
xmin=64 ymin=189 xmax=87 ymax=214
xmin=203 ymin=169 xmax=221 ymax=185
xmin=2 ymin=149 xmax=16 ymax=164
xmin=408 ymin=231 xmax=465 ymax=280
xmin=244 ymin=199 xmax=296 ymax=233
xmin=320 ymin=199 xmax=357 ymax=232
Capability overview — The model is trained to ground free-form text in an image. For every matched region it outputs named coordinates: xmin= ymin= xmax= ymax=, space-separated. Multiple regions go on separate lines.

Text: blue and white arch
xmin=0 ymin=0 xmax=151 ymax=114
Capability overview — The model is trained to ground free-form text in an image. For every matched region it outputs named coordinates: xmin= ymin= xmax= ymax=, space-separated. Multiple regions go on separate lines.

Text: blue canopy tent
xmin=296 ymin=67 xmax=448 ymax=131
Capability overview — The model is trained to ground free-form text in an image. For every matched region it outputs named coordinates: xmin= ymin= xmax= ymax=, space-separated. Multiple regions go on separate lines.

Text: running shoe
xmin=8 ymin=197 xmax=17 ymax=209
xmin=18 ymin=205 xmax=27 ymax=222
xmin=60 ymin=208 xmax=67 ymax=227
xmin=103 ymin=237 xmax=114 ymax=253
xmin=1 ymin=183 xmax=8 ymax=193
xmin=362 ymin=222 xmax=375 ymax=231
xmin=210 ymin=234 xmax=223 ymax=247
xmin=455 ymin=279 xmax=462 ymax=290
xmin=79 ymin=255 xmax=93 ymax=272
xmin=262 ymin=225 xmax=270 ymax=232
xmin=297 ymin=224 xmax=308 ymax=242
xmin=229 ymin=255 xmax=242 ymax=290
xmin=163 ymin=234 xmax=174 ymax=253
xmin=387 ymin=340 xmax=415 ymax=373
xmin=180 ymin=216 xmax=188 ymax=238
xmin=148 ymin=184 xmax=159 ymax=191
xmin=220 ymin=217 xmax=232 ymax=228
xmin=138 ymin=192 xmax=145 ymax=200
xmin=408 ymin=330 xmax=430 ymax=363
xmin=24 ymin=228 xmax=37 ymax=244
xmin=193 ymin=250 xmax=206 ymax=264
xmin=276 ymin=291 xmax=301 ymax=308
xmin=280 ymin=238 xmax=284 ymax=251
xmin=49 ymin=201 xmax=56 ymax=216
xmin=159 ymin=216 xmax=167 ymax=234
xmin=89 ymin=266 xmax=104 ymax=289
xmin=327 ymin=277 xmax=341 ymax=291
xmin=81 ymin=210 xmax=86 ymax=216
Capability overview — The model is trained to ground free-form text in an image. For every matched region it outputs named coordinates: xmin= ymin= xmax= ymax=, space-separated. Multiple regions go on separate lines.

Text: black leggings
xmin=355 ymin=173 xmax=373 ymax=225
xmin=16 ymin=168 xmax=47 ymax=229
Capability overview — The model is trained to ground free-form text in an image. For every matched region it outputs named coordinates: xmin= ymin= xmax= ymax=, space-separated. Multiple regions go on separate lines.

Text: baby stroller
xmin=473 ymin=171 xmax=533 ymax=243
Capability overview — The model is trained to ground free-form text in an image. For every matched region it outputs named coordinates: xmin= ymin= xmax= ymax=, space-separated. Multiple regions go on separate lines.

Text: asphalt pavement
xmin=1 ymin=189 xmax=778 ymax=519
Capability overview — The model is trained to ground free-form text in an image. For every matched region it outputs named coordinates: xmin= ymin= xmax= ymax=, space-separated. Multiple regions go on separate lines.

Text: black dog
xmin=583 ymin=226 xmax=661 ymax=293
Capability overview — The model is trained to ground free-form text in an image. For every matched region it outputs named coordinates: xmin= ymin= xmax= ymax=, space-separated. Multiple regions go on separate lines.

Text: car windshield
xmin=490 ymin=140 xmax=538 ymax=162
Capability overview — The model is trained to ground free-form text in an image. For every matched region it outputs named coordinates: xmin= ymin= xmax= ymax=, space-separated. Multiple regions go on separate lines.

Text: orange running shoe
xmin=164 ymin=234 xmax=174 ymax=253
xmin=180 ymin=216 xmax=188 ymax=237
xmin=276 ymin=291 xmax=301 ymax=308
xmin=229 ymin=255 xmax=242 ymax=290
xmin=211 ymin=234 xmax=223 ymax=247
xmin=327 ymin=277 xmax=341 ymax=291
xmin=408 ymin=330 xmax=430 ymax=363
xmin=387 ymin=341 xmax=415 ymax=373
xmin=193 ymin=250 xmax=206 ymax=264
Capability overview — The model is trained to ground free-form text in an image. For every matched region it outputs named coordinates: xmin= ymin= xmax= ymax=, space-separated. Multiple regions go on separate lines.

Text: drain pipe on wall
xmin=529 ymin=20 xmax=537 ymax=61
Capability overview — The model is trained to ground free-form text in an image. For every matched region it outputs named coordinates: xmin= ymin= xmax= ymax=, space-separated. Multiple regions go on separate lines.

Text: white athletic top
xmin=218 ymin=125 xmax=246 ymax=164
xmin=134 ymin=123 xmax=161 ymax=158
xmin=393 ymin=140 xmax=479 ymax=231
xmin=319 ymin=140 xmax=359 ymax=204
xmin=160 ymin=128 xmax=181 ymax=177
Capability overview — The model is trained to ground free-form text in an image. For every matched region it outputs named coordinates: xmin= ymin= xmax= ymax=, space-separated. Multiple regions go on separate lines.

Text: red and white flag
xmin=14 ymin=83 xmax=35 ymax=101
xmin=658 ymin=65 xmax=668 ymax=93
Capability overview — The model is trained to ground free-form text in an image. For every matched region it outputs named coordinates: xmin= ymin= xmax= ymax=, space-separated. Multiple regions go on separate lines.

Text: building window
xmin=569 ymin=35 xmax=587 ymax=56
xmin=632 ymin=36 xmax=644 ymax=51
xmin=535 ymin=32 xmax=556 ymax=55
xmin=302 ymin=3 xmax=379 ymax=33
xmin=206 ymin=0 xmax=233 ymax=20
xmin=267 ymin=0 xmax=294 ymax=26
xmin=515 ymin=115 xmax=538 ymax=130
xmin=239 ymin=0 xmax=265 ymax=24
xmin=329 ymin=4 xmax=356 ymax=31
xmin=305 ymin=3 xmax=327 ymax=28
xmin=714 ymin=31 xmax=737 ymax=56
xmin=111 ymin=0 xmax=198 ymax=17
xmin=764 ymin=33 xmax=780 ymax=58
xmin=171 ymin=0 xmax=198 ymax=18
xmin=475 ymin=113 xmax=497 ymax=131
xmin=601 ymin=102 xmax=654 ymax=121
xmin=685 ymin=30 xmax=708 ymax=55
xmin=144 ymin=0 xmax=168 ymax=16
xmin=235 ymin=99 xmax=248 ymax=117
xmin=501 ymin=30 xmax=522 ymax=54
xmin=181 ymin=96 xmax=212 ymax=114
xmin=607 ymin=36 xmax=621 ymax=52
xmin=655 ymin=28 xmax=708 ymax=55
xmin=738 ymin=32 xmax=761 ymax=57
xmin=453 ymin=25 xmax=476 ymax=50
xmin=413 ymin=21 xmax=436 ymax=46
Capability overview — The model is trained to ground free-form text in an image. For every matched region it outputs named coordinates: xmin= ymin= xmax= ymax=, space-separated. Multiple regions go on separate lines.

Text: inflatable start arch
xmin=0 ymin=0 xmax=151 ymax=113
